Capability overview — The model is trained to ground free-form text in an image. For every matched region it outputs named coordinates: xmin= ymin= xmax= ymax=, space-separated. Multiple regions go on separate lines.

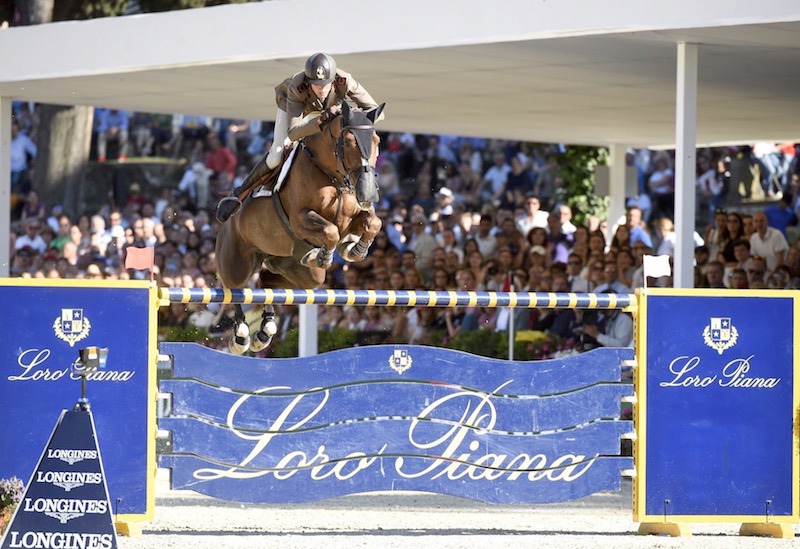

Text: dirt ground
xmin=114 ymin=471 xmax=800 ymax=549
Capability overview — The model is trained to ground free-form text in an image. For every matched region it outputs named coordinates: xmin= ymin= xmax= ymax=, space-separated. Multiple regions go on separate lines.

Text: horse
xmin=215 ymin=101 xmax=386 ymax=354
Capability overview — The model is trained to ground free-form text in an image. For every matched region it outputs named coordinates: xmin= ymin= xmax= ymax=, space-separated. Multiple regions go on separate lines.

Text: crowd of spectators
xmin=8 ymin=100 xmax=800 ymax=353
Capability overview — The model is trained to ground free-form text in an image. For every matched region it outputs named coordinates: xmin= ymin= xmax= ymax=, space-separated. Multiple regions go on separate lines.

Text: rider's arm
xmin=285 ymin=84 xmax=323 ymax=142
xmin=287 ymin=110 xmax=323 ymax=142
xmin=339 ymin=71 xmax=385 ymax=122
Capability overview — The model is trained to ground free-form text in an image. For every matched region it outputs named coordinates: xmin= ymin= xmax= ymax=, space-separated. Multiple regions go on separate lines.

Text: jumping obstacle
xmin=155 ymin=286 xmax=800 ymax=538
xmin=2 ymin=280 xmax=797 ymax=540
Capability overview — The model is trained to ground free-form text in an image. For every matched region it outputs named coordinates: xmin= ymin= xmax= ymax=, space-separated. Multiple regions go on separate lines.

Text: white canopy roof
xmin=1 ymin=0 xmax=799 ymax=148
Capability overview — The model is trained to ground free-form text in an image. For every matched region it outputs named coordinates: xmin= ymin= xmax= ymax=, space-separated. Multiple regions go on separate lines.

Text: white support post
xmin=298 ymin=304 xmax=318 ymax=357
xmin=608 ymin=144 xmax=628 ymax=238
xmin=0 ymin=97 xmax=11 ymax=278
xmin=674 ymin=42 xmax=698 ymax=288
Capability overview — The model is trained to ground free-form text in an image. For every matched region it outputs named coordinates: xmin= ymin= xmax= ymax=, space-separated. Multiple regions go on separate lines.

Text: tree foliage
xmin=555 ymin=146 xmax=609 ymax=228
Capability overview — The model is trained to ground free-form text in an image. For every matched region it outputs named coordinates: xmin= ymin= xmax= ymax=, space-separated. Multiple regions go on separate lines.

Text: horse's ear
xmin=341 ymin=100 xmax=351 ymax=121
xmin=367 ymin=103 xmax=385 ymax=123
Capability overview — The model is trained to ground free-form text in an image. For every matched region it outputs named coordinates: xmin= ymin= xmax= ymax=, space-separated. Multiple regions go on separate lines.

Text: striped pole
xmin=161 ymin=288 xmax=636 ymax=311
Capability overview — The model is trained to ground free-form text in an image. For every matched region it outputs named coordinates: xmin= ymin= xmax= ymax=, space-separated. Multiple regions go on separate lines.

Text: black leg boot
xmin=215 ymin=158 xmax=271 ymax=223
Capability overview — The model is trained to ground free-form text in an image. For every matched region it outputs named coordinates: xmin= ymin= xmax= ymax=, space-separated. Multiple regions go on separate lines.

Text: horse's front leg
xmin=337 ymin=210 xmax=382 ymax=262
xmin=294 ymin=209 xmax=340 ymax=269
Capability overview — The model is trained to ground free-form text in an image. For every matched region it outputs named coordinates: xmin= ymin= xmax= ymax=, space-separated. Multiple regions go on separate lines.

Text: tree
xmin=17 ymin=0 xmax=100 ymax=217
xmin=15 ymin=0 xmax=247 ymax=216
xmin=555 ymin=146 xmax=609 ymax=228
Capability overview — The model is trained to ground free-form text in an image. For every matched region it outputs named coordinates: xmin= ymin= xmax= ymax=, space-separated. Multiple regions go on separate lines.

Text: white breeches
xmin=266 ymin=109 xmax=291 ymax=169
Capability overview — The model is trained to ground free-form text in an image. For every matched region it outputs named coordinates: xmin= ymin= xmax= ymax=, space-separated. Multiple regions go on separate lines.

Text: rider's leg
xmin=266 ymin=109 xmax=290 ymax=169
xmin=216 ymin=108 xmax=290 ymax=223
xmin=215 ymin=157 xmax=271 ymax=223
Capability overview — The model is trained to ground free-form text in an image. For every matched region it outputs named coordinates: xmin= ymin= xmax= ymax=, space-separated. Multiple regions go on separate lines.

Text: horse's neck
xmin=303 ymin=130 xmax=339 ymax=174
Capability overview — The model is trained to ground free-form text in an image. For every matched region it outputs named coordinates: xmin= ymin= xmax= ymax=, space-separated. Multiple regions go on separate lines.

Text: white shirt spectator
xmin=596 ymin=311 xmax=634 ymax=347
xmin=750 ymin=226 xmax=788 ymax=271
xmin=15 ymin=224 xmax=47 ymax=254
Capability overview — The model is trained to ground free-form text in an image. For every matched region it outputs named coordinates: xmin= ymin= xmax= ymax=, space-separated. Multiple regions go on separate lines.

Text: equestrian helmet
xmin=305 ymin=53 xmax=337 ymax=86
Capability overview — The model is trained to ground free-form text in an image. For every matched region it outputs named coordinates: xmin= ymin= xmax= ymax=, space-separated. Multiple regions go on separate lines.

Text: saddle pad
xmin=252 ymin=144 xmax=299 ymax=199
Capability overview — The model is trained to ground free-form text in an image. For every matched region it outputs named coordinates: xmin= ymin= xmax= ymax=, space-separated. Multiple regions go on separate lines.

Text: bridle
xmin=301 ymin=114 xmax=376 ymax=196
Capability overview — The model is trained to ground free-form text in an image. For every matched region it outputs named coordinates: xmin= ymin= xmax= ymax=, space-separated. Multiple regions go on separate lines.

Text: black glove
xmin=318 ymin=105 xmax=342 ymax=125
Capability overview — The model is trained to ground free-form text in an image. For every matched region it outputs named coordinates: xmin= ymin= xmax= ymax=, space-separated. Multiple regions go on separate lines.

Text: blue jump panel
xmin=158 ymin=344 xmax=633 ymax=504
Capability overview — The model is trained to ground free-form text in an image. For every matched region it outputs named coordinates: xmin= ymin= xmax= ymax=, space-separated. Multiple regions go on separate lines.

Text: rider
xmin=216 ymin=52 xmax=384 ymax=222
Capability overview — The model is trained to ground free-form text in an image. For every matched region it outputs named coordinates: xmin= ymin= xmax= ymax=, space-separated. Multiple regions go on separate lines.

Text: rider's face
xmin=311 ymin=83 xmax=332 ymax=100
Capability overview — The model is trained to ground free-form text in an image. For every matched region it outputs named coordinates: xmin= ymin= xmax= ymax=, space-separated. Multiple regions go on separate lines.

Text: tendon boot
xmin=215 ymin=159 xmax=271 ymax=223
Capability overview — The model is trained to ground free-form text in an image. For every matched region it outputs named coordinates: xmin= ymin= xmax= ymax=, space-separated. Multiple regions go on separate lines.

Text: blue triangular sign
xmin=0 ymin=408 xmax=118 ymax=548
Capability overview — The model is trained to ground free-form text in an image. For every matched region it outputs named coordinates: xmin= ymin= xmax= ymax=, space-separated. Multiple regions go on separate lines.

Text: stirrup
xmin=216 ymin=197 xmax=242 ymax=223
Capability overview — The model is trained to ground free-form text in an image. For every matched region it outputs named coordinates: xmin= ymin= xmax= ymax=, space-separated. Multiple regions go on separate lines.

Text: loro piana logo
xmin=53 ymin=308 xmax=91 ymax=347
xmin=702 ymin=317 xmax=738 ymax=355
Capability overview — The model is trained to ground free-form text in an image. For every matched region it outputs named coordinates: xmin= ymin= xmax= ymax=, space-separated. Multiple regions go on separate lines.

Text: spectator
xmin=594 ymin=260 xmax=632 ymax=294
xmin=474 ymin=215 xmax=498 ymax=258
xmin=581 ymin=306 xmax=633 ymax=348
xmin=481 ymin=153 xmax=511 ymax=206
xmin=205 ymin=133 xmax=238 ymax=209
xmin=545 ymin=212 xmax=572 ymax=265
xmin=168 ymin=114 xmax=212 ymax=159
xmin=95 ymin=108 xmax=130 ymax=162
xmin=647 ymin=154 xmax=674 ymax=219
xmin=763 ymin=197 xmax=797 ymax=236
xmin=19 ymin=189 xmax=47 ymax=222
xmin=516 ymin=194 xmax=549 ymax=238
xmin=15 ymin=220 xmax=47 ymax=254
xmin=719 ymin=212 xmax=746 ymax=265
xmin=746 ymin=255 xmax=768 ymax=288
xmin=697 ymin=156 xmax=728 ymax=226
xmin=625 ymin=206 xmax=653 ymax=248
xmin=749 ymin=210 xmax=788 ymax=271
xmin=730 ymin=267 xmax=749 ymax=289
xmin=10 ymin=119 xmax=36 ymax=197
xmin=705 ymin=260 xmax=726 ymax=289
xmin=531 ymin=273 xmax=578 ymax=339
xmin=704 ymin=208 xmax=728 ymax=261
xmin=49 ymin=214 xmax=73 ymax=251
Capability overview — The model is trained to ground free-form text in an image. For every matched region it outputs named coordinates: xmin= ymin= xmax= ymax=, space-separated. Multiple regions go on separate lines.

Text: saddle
xmin=251 ymin=145 xmax=298 ymax=199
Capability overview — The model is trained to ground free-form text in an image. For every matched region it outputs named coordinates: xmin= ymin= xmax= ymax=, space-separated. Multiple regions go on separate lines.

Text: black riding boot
xmin=216 ymin=159 xmax=271 ymax=223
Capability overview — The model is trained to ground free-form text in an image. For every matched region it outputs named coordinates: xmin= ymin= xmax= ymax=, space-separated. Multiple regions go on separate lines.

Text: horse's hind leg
xmin=228 ymin=304 xmax=252 ymax=355
xmin=249 ymin=305 xmax=277 ymax=353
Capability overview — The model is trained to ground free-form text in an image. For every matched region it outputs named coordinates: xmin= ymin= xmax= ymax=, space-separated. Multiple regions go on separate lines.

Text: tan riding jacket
xmin=275 ymin=69 xmax=382 ymax=142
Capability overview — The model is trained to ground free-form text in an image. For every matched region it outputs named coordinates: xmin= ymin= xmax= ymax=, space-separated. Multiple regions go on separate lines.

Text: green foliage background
xmin=556 ymin=146 xmax=609 ymax=228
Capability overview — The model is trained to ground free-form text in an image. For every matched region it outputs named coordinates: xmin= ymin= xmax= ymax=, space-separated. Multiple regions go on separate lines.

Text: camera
xmin=582 ymin=310 xmax=599 ymax=326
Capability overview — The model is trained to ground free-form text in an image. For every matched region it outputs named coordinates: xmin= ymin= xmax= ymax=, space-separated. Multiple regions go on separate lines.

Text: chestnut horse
xmin=215 ymin=102 xmax=385 ymax=353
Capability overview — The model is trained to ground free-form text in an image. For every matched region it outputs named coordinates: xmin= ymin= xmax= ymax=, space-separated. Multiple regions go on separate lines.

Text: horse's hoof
xmin=216 ymin=197 xmax=242 ymax=223
xmin=229 ymin=334 xmax=251 ymax=355
xmin=300 ymin=248 xmax=319 ymax=268
xmin=249 ymin=330 xmax=273 ymax=353
xmin=264 ymin=319 xmax=277 ymax=336
xmin=314 ymin=253 xmax=333 ymax=269
xmin=235 ymin=322 xmax=250 ymax=339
